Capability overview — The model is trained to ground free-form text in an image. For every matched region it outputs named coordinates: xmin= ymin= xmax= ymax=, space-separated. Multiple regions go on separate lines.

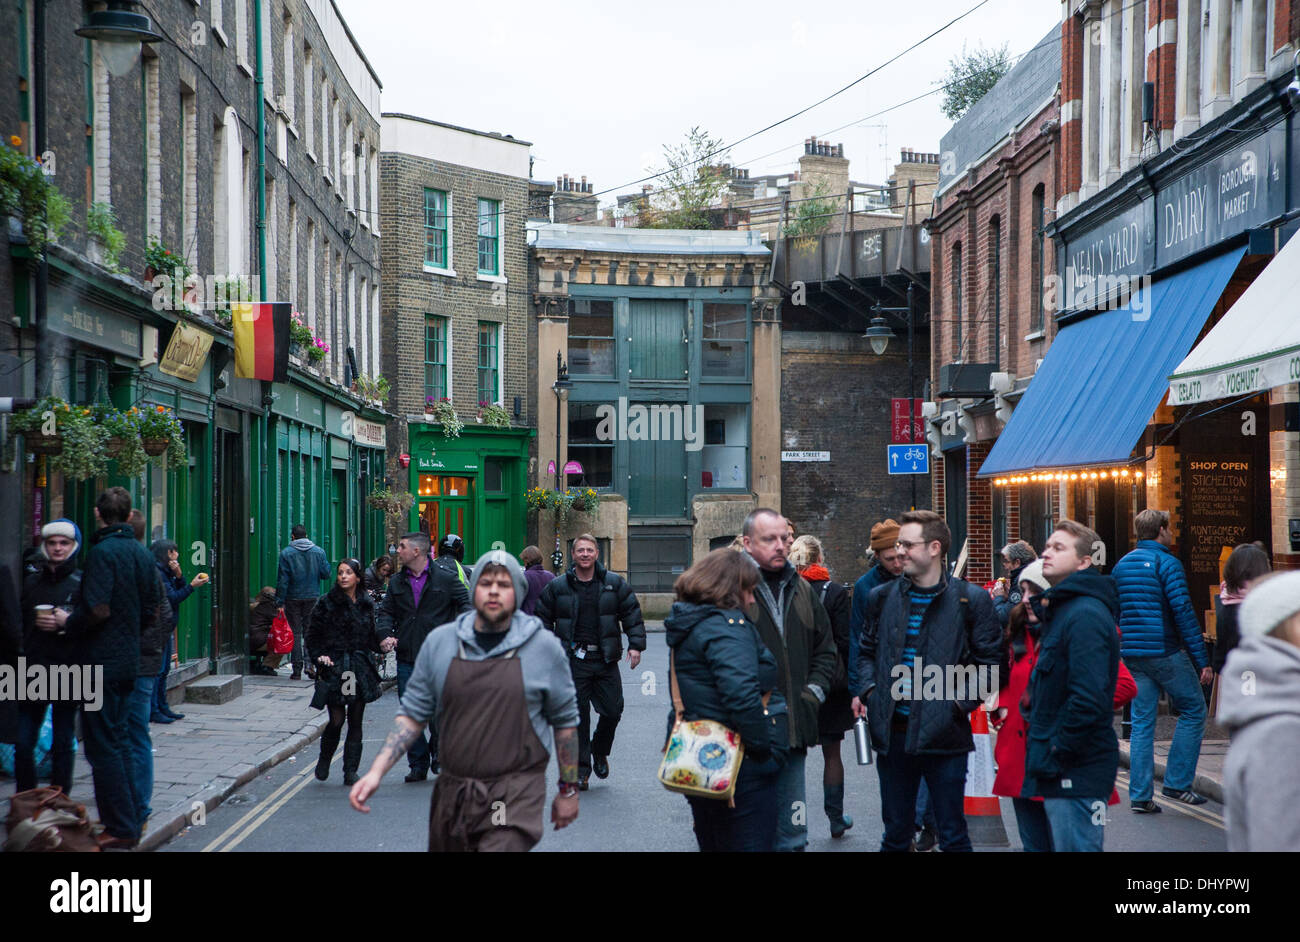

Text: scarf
xmin=1219 ymin=580 xmax=1246 ymax=606
xmin=800 ymin=564 xmax=830 ymax=582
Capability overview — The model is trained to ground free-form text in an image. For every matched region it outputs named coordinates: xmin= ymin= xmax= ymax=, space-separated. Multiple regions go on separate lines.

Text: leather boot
xmin=316 ymin=727 xmax=341 ymax=781
xmin=824 ymin=783 xmax=854 ymax=839
xmin=342 ymin=742 xmax=363 ymax=786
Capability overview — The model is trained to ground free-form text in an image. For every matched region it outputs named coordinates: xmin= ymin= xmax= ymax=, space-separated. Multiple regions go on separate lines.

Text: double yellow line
xmin=1114 ymin=771 xmax=1225 ymax=830
xmin=202 ymin=754 xmax=341 ymax=852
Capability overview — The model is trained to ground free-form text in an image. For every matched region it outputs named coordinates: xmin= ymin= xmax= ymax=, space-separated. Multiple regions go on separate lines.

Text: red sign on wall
xmin=891 ymin=398 xmax=924 ymax=444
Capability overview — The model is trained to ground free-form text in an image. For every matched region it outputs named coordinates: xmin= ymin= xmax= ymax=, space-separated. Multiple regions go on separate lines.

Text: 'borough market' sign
xmin=1157 ymin=125 xmax=1285 ymax=268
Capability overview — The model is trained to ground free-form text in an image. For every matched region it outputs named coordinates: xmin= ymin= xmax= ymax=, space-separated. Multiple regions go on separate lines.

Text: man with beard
xmin=351 ymin=551 xmax=580 ymax=851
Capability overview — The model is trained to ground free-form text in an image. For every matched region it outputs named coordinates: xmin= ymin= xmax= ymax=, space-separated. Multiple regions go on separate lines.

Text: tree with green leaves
xmin=939 ymin=42 xmax=1012 ymax=122
xmin=640 ymin=127 xmax=731 ymax=230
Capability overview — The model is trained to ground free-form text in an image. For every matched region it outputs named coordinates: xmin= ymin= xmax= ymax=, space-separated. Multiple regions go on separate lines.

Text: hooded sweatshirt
xmin=1217 ymin=635 xmax=1300 ymax=851
xmin=396 ymin=550 xmax=579 ymax=756
xmin=276 ymin=537 xmax=331 ymax=603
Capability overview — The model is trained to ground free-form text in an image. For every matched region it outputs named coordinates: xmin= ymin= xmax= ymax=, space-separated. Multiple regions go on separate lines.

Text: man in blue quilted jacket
xmin=1112 ymin=508 xmax=1213 ymax=812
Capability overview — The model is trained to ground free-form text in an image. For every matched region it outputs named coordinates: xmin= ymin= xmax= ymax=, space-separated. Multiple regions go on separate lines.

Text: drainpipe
xmin=254 ymin=0 xmax=271 ymax=598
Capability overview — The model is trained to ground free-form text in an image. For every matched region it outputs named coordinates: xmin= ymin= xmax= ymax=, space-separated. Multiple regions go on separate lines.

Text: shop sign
xmin=781 ymin=451 xmax=830 ymax=462
xmin=49 ymin=302 xmax=141 ymax=358
xmin=1063 ymin=199 xmax=1153 ymax=311
xmin=1181 ymin=455 xmax=1254 ymax=619
xmin=343 ymin=413 xmax=386 ymax=449
xmin=1156 ymin=125 xmax=1286 ymax=268
xmin=158 ymin=321 xmax=214 ymax=383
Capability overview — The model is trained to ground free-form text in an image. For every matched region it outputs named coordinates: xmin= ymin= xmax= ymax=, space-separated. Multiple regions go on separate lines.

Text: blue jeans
xmin=915 ymin=779 xmax=937 ymax=831
xmin=687 ymin=755 xmax=781 ymax=852
xmin=80 ymin=678 xmax=141 ymax=840
xmin=773 ymin=747 xmax=807 ymax=852
xmin=1011 ymin=797 xmax=1054 ymax=852
xmin=876 ymin=726 xmax=972 ymax=852
xmin=127 ymin=676 xmax=156 ymax=830
xmin=1043 ymin=796 xmax=1106 ymax=852
xmin=153 ymin=634 xmax=173 ymax=714
xmin=1126 ymin=651 xmax=1206 ymax=802
xmin=396 ymin=661 xmax=434 ymax=773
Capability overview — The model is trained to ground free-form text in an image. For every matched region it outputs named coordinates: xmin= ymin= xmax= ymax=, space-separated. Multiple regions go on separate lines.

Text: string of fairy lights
xmin=991 ymin=467 xmax=1145 ymax=487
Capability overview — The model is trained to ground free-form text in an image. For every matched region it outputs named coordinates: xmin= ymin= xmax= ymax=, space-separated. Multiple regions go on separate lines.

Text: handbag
xmin=657 ymin=652 xmax=769 ymax=808
xmin=268 ymin=611 xmax=295 ymax=655
xmin=4 ymin=787 xmax=101 ymax=852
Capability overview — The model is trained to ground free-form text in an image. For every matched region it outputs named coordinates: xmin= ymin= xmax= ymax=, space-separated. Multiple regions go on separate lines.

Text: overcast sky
xmin=334 ymin=0 xmax=1061 ymax=207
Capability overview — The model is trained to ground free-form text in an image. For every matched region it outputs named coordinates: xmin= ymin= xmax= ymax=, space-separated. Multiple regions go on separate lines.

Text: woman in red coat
xmin=991 ymin=561 xmax=1136 ymax=851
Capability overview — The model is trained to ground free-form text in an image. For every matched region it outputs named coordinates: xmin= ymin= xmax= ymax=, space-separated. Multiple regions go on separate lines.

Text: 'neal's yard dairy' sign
xmin=1063 ymin=199 xmax=1153 ymax=310
xmin=1157 ymin=125 xmax=1285 ymax=267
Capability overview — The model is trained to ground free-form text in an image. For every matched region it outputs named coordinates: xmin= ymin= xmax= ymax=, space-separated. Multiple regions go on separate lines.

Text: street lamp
xmin=76 ymin=2 xmax=163 ymax=76
xmin=551 ymin=351 xmax=573 ymax=570
xmin=867 ymin=283 xmax=919 ymax=508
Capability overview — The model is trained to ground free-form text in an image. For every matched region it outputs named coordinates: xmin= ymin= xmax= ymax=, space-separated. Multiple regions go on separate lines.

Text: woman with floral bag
xmin=663 ymin=549 xmax=787 ymax=852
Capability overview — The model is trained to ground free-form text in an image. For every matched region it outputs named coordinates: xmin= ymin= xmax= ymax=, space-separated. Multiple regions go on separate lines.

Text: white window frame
xmin=423 ymin=189 xmax=455 ymax=277
xmin=476 ymin=197 xmax=507 ymax=284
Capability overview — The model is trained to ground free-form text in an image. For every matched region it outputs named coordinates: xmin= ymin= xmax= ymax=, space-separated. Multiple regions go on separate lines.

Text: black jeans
xmin=284 ymin=598 xmax=317 ymax=674
xmin=15 ymin=699 xmax=78 ymax=793
xmin=687 ymin=756 xmax=781 ymax=852
xmin=80 ymin=677 xmax=140 ymax=840
xmin=571 ymin=655 xmax=624 ymax=778
xmin=396 ymin=660 xmax=435 ymax=772
xmin=876 ymin=725 xmax=972 ymax=852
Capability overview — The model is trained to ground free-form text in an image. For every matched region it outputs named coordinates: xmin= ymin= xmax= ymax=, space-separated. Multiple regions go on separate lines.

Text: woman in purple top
xmin=520 ymin=546 xmax=555 ymax=616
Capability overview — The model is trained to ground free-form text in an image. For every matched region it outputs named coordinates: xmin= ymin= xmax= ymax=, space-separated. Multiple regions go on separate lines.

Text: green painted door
xmin=628 ymin=424 xmax=686 ymax=518
xmin=329 ymin=468 xmax=347 ymax=568
xmin=629 ymin=299 xmax=687 ymax=380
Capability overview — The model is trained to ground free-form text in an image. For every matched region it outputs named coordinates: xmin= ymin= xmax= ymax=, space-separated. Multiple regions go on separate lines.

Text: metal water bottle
xmin=853 ymin=716 xmax=873 ymax=765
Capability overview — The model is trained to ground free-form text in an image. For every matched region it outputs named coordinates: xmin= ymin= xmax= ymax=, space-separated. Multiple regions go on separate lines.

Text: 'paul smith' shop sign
xmin=1157 ymin=125 xmax=1285 ymax=267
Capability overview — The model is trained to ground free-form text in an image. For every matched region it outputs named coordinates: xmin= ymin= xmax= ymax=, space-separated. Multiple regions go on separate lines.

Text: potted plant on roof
xmin=478 ymin=401 xmax=510 ymax=428
xmin=144 ymin=236 xmax=192 ymax=285
xmin=0 ymin=134 xmax=72 ymax=258
xmin=306 ymin=336 xmax=329 ymax=365
xmin=8 ymin=396 xmax=109 ymax=480
xmin=289 ymin=311 xmax=313 ymax=357
xmin=429 ymin=397 xmax=463 ymax=438
xmin=137 ymin=404 xmax=187 ymax=469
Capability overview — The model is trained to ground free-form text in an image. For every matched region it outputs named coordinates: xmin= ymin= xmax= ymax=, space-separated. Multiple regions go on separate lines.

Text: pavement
xmin=0 ymin=662 xmax=394 ymax=852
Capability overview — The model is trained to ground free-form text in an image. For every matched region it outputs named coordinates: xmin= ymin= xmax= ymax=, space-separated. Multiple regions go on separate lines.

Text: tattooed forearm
xmin=554 ymin=726 xmax=578 ymax=784
xmin=375 ymin=716 xmax=425 ymax=774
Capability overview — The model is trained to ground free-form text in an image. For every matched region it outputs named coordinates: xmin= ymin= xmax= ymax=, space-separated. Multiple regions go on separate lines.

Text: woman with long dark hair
xmin=151 ymin=539 xmax=206 ymax=723
xmin=306 ymin=559 xmax=383 ymax=785
xmin=1213 ymin=544 xmax=1272 ymax=676
xmin=664 ymin=549 xmax=787 ymax=852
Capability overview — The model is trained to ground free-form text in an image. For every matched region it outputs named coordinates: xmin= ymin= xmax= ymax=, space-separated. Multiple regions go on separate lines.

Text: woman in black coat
xmin=305 ymin=559 xmax=382 ymax=785
xmin=791 ymin=534 xmax=855 ymax=839
xmin=664 ymin=549 xmax=787 ymax=852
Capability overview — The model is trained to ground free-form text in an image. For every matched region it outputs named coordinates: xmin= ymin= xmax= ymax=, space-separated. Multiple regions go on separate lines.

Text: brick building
xmin=976 ymin=1 xmax=1300 ymax=633
xmin=923 ymin=26 xmax=1061 ymax=585
xmin=379 ymin=114 xmax=532 ymax=557
xmin=1 ymin=0 xmax=388 ymax=673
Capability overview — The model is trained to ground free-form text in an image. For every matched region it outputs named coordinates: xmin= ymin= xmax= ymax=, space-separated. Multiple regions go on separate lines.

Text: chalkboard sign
xmin=1182 ymin=455 xmax=1253 ymax=624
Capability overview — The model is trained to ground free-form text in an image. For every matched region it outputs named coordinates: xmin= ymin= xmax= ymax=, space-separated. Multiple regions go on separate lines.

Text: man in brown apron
xmin=350 ymin=550 xmax=581 ymax=851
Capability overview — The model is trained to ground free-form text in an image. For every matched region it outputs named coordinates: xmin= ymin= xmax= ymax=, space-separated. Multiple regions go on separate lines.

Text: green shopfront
xmin=406 ymin=423 xmax=532 ymax=559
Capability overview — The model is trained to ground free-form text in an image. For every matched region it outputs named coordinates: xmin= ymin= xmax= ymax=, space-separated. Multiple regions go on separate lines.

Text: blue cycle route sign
xmin=887 ymin=444 xmax=929 ymax=475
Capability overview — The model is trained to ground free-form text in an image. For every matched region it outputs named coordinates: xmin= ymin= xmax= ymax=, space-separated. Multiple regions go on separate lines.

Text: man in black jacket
xmin=53 ymin=487 xmax=160 ymax=849
xmin=376 ymin=531 xmax=470 ymax=781
xmin=1024 ymin=520 xmax=1120 ymax=852
xmin=852 ymin=510 xmax=1002 ymax=853
xmin=536 ymin=534 xmax=645 ymax=789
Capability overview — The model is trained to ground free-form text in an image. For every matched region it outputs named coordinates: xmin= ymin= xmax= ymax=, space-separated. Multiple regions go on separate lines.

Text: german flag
xmin=233 ymin=301 xmax=291 ymax=382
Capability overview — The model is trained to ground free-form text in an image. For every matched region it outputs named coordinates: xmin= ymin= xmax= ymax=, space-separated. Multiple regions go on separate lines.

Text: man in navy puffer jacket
xmin=1111 ymin=508 xmax=1213 ymax=812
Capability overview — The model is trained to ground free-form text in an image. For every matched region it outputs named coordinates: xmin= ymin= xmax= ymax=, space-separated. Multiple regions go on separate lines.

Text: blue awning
xmin=979 ymin=247 xmax=1245 ymax=478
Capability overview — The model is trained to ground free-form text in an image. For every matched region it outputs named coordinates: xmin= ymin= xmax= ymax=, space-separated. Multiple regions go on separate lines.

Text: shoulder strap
xmin=819 ymin=582 xmax=830 ymax=606
xmin=669 ymin=650 xmax=685 ymax=721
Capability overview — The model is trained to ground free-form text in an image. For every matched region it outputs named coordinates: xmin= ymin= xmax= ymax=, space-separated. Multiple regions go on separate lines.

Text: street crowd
xmin=3 ymin=487 xmax=1300 ymax=853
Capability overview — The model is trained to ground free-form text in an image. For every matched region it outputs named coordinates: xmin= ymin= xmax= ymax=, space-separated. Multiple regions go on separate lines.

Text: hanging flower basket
xmin=25 ymin=432 xmax=63 ymax=455
xmin=104 ymin=436 xmax=127 ymax=457
xmin=143 ymin=437 xmax=170 ymax=457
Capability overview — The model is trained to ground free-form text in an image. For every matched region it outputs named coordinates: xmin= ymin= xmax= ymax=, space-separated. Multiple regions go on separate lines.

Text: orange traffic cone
xmin=964 ymin=707 xmax=1009 ymax=846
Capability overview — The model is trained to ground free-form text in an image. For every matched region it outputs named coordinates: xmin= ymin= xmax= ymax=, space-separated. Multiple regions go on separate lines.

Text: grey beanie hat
xmin=468 ymin=549 xmax=529 ymax=608
xmin=1238 ymin=571 xmax=1300 ymax=638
